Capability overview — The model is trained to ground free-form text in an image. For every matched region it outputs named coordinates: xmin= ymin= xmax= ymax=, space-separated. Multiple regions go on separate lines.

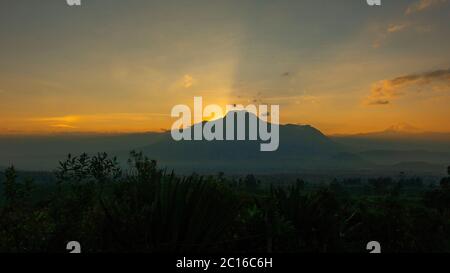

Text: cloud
xmin=373 ymin=0 xmax=445 ymax=48
xmin=31 ymin=113 xmax=169 ymax=124
xmin=366 ymin=68 xmax=450 ymax=105
xmin=405 ymin=0 xmax=448 ymax=15
xmin=33 ymin=115 xmax=81 ymax=123
xmin=30 ymin=115 xmax=81 ymax=130
xmin=23 ymin=113 xmax=170 ymax=133
xmin=249 ymin=94 xmax=321 ymax=106
xmin=373 ymin=23 xmax=410 ymax=48
xmin=387 ymin=23 xmax=409 ymax=33
xmin=50 ymin=124 xmax=77 ymax=129
xmin=182 ymin=74 xmax=195 ymax=88
xmin=368 ymin=99 xmax=390 ymax=105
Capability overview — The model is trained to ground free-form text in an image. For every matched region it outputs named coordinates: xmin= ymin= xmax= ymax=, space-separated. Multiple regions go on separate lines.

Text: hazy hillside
xmin=0 ymin=132 xmax=164 ymax=170
xmin=0 ymin=112 xmax=368 ymax=172
xmin=0 ymin=113 xmax=448 ymax=175
xmin=332 ymin=130 xmax=450 ymax=152
xmin=139 ymin=113 xmax=370 ymax=173
xmin=331 ymin=128 xmax=450 ymax=176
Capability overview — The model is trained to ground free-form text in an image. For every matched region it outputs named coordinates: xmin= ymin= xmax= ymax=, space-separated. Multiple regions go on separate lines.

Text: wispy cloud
xmin=239 ymin=93 xmax=322 ymax=106
xmin=373 ymin=22 xmax=410 ymax=48
xmin=32 ymin=115 xmax=81 ymax=123
xmin=182 ymin=74 xmax=196 ymax=88
xmin=32 ymin=113 xmax=169 ymax=123
xmin=406 ymin=0 xmax=448 ymax=15
xmin=50 ymin=124 xmax=77 ymax=129
xmin=368 ymin=99 xmax=390 ymax=105
xmin=366 ymin=69 xmax=450 ymax=105
xmin=372 ymin=0 xmax=446 ymax=48
xmin=387 ymin=23 xmax=409 ymax=33
xmin=27 ymin=113 xmax=170 ymax=131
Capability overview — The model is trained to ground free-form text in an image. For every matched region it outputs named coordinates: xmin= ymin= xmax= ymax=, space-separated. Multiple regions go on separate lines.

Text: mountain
xmin=331 ymin=125 xmax=450 ymax=153
xmin=382 ymin=161 xmax=446 ymax=175
xmin=0 ymin=132 xmax=164 ymax=170
xmin=384 ymin=122 xmax=423 ymax=134
xmin=0 ymin=111 xmax=369 ymax=173
xmin=138 ymin=111 xmax=369 ymax=173
xmin=332 ymin=123 xmax=450 ymax=142
xmin=359 ymin=150 xmax=450 ymax=164
xmin=1 ymin=112 xmax=447 ymax=175
xmin=331 ymin=125 xmax=450 ymax=175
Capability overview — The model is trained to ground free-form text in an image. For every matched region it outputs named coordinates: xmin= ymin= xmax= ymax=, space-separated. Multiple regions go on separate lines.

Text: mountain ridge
xmin=0 ymin=112 xmax=447 ymax=174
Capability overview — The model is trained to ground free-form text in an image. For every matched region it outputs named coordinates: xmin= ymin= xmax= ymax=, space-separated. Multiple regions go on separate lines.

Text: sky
xmin=0 ymin=0 xmax=449 ymax=135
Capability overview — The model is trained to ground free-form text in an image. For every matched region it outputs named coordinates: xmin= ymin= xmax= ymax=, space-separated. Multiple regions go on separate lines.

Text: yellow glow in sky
xmin=0 ymin=1 xmax=449 ymax=135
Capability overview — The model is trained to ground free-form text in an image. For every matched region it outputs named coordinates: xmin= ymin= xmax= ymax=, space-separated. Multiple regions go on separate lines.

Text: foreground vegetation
xmin=1 ymin=152 xmax=450 ymax=253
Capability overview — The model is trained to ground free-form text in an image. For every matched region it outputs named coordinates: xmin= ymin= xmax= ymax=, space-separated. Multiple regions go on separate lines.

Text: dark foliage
xmin=1 ymin=155 xmax=450 ymax=253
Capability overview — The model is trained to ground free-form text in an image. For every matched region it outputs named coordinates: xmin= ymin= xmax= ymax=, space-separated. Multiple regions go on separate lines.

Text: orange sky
xmin=0 ymin=0 xmax=449 ymax=135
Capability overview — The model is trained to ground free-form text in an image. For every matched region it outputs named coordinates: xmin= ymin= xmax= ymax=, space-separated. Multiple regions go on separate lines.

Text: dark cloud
xmin=368 ymin=99 xmax=390 ymax=105
xmin=366 ymin=68 xmax=450 ymax=105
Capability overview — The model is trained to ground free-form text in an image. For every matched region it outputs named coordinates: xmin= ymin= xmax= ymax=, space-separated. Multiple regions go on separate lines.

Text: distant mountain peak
xmin=384 ymin=122 xmax=422 ymax=134
xmin=223 ymin=110 xmax=265 ymax=120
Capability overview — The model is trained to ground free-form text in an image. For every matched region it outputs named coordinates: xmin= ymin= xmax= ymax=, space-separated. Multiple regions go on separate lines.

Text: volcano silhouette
xmin=139 ymin=111 xmax=367 ymax=172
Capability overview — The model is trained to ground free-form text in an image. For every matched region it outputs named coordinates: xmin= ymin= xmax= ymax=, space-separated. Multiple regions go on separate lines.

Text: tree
xmin=244 ymin=174 xmax=259 ymax=191
xmin=3 ymin=166 xmax=18 ymax=204
xmin=440 ymin=166 xmax=450 ymax=189
xmin=2 ymin=166 xmax=32 ymax=206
